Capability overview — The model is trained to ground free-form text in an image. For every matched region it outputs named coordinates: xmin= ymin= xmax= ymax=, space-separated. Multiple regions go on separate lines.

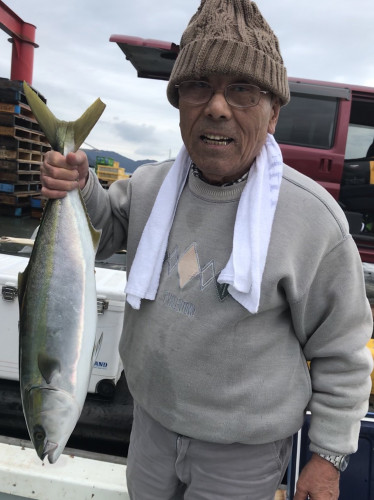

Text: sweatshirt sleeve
xmin=81 ymin=169 xmax=131 ymax=260
xmin=290 ymin=235 xmax=373 ymax=455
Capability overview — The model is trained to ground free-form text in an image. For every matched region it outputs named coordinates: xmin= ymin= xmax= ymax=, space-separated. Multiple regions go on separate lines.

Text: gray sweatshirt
xmin=83 ymin=160 xmax=373 ymax=456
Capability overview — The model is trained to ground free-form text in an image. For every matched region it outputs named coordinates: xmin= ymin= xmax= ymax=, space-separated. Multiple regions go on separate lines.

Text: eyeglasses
xmin=175 ymin=81 xmax=270 ymax=108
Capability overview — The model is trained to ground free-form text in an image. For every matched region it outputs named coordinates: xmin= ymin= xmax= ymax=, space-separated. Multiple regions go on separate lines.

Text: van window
xmin=274 ymin=94 xmax=338 ymax=149
xmin=345 ymin=98 xmax=374 ymax=159
xmin=345 ymin=124 xmax=374 ymax=159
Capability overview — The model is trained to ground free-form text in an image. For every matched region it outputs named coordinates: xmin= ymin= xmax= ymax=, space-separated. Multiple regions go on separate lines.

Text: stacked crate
xmin=0 ymin=78 xmax=50 ymax=216
xmin=96 ymin=156 xmax=130 ymax=188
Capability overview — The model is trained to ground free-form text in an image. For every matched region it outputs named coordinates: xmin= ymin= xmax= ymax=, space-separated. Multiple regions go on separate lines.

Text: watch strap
xmin=317 ymin=453 xmax=349 ymax=471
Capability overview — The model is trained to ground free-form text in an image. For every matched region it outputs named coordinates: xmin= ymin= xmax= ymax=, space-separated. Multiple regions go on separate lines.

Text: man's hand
xmin=41 ymin=150 xmax=89 ymax=199
xmin=293 ymin=453 xmax=340 ymax=500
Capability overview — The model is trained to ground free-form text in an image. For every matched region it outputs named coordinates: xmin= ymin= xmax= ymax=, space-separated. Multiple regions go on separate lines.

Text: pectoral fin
xmin=37 ymin=352 xmax=61 ymax=384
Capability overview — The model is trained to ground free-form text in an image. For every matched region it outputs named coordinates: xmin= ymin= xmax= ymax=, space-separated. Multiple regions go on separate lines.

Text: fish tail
xmin=23 ymin=82 xmax=106 ymax=153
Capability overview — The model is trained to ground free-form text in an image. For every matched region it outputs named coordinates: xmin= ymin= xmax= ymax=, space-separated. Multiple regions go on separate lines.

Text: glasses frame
xmin=175 ymin=81 xmax=270 ymax=109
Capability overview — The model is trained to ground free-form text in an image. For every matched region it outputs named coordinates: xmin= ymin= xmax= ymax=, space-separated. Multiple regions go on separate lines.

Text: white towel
xmin=125 ymin=133 xmax=283 ymax=313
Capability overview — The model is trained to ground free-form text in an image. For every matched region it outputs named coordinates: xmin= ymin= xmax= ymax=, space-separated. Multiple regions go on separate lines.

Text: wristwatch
xmin=317 ymin=453 xmax=350 ymax=471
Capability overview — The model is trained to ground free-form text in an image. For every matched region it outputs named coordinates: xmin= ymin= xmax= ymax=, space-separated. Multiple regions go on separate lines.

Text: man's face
xmin=179 ymin=75 xmax=281 ymax=184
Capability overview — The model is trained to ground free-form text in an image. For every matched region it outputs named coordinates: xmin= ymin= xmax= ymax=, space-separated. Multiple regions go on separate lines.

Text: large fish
xmin=18 ymin=83 xmax=105 ymax=463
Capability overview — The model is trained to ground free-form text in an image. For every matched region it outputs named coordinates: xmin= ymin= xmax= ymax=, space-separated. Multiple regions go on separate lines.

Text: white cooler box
xmin=0 ymin=253 xmax=126 ymax=396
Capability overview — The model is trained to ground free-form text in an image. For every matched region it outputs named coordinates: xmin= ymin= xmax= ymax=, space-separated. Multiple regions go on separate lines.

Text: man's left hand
xmin=293 ymin=453 xmax=340 ymax=500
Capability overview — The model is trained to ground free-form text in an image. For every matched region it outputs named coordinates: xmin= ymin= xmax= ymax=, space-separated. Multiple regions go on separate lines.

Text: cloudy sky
xmin=1 ymin=0 xmax=374 ymax=162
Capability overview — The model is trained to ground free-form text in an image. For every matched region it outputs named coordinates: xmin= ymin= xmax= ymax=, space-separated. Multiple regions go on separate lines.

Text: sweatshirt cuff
xmin=81 ymin=168 xmax=97 ymax=202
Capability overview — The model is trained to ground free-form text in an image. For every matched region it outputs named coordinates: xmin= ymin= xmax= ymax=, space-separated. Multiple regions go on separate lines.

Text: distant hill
xmin=82 ymin=149 xmax=156 ymax=174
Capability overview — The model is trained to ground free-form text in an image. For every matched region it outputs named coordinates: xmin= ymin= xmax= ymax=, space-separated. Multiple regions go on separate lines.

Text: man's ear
xmin=268 ymin=97 xmax=281 ymax=135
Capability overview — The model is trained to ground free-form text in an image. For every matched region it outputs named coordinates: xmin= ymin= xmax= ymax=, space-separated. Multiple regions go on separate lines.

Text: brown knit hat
xmin=167 ymin=0 xmax=290 ymax=107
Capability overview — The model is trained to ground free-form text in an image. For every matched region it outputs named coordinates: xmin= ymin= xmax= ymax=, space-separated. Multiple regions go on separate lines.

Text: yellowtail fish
xmin=18 ymin=82 xmax=105 ymax=463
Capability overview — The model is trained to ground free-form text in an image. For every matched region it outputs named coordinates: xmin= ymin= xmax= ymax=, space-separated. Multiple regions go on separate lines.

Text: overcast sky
xmin=1 ymin=0 xmax=374 ymax=163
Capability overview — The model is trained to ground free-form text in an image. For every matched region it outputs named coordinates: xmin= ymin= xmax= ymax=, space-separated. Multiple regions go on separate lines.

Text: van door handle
xmin=319 ymin=158 xmax=332 ymax=172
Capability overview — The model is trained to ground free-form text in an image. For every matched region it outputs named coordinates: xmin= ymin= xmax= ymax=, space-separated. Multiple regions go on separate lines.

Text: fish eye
xmin=33 ymin=427 xmax=46 ymax=442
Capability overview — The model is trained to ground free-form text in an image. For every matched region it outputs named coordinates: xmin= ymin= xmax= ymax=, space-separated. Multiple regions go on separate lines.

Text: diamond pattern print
xmin=178 ymin=244 xmax=200 ymax=288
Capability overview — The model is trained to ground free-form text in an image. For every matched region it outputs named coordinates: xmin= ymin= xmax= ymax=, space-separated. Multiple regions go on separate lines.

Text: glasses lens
xmin=178 ymin=81 xmax=212 ymax=104
xmin=226 ymin=84 xmax=261 ymax=108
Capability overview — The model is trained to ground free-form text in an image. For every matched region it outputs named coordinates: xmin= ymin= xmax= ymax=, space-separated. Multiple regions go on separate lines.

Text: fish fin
xmin=91 ymin=332 xmax=104 ymax=369
xmin=77 ymin=189 xmax=102 ymax=251
xmin=18 ymin=266 xmax=30 ymax=313
xmin=73 ymin=98 xmax=106 ymax=151
xmin=91 ymin=226 xmax=102 ymax=253
xmin=23 ymin=82 xmax=106 ymax=154
xmin=23 ymin=82 xmax=64 ymax=152
xmin=37 ymin=352 xmax=61 ymax=385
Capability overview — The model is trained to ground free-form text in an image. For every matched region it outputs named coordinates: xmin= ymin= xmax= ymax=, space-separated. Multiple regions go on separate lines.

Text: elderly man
xmin=40 ymin=1 xmax=373 ymax=499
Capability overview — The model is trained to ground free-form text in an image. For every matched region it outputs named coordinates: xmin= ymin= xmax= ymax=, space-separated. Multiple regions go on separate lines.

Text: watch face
xmin=339 ymin=455 xmax=350 ymax=472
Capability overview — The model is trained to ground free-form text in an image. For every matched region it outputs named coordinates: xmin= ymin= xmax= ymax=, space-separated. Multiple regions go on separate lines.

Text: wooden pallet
xmin=0 ymin=125 xmax=47 ymax=143
xmin=0 ymin=80 xmax=48 ymax=210
xmin=0 ymin=181 xmax=41 ymax=194
xmin=0 ymin=148 xmax=43 ymax=163
xmin=0 ymin=136 xmax=50 ymax=155
xmin=31 ymin=207 xmax=43 ymax=219
xmin=0 ymin=78 xmax=47 ymax=104
xmin=0 ymin=159 xmax=42 ymax=172
xmin=0 ymin=204 xmax=31 ymax=216
xmin=0 ymin=170 xmax=40 ymax=183
xmin=0 ymin=111 xmax=40 ymax=130
xmin=0 ymin=101 xmax=35 ymax=119
xmin=0 ymin=88 xmax=28 ymax=106
xmin=0 ymin=191 xmax=38 ymax=206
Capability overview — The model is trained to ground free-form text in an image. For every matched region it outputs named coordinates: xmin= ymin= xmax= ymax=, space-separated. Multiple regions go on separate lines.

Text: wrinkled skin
xmin=179 ymin=75 xmax=280 ymax=185
xmin=294 ymin=453 xmax=340 ymax=500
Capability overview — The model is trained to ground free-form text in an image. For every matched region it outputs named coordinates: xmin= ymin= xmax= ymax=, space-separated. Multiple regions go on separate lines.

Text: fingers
xmin=41 ymin=150 xmax=89 ymax=198
xmin=67 ymin=150 xmax=90 ymax=190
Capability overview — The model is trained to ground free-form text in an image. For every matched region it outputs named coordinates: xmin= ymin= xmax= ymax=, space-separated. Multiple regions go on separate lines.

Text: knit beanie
xmin=167 ymin=0 xmax=290 ymax=107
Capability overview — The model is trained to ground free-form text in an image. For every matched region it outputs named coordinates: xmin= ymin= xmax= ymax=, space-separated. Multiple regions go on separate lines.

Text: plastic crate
xmin=30 ymin=197 xmax=42 ymax=208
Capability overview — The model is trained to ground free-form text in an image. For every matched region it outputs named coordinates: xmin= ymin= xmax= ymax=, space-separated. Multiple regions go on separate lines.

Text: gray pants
xmin=127 ymin=404 xmax=292 ymax=500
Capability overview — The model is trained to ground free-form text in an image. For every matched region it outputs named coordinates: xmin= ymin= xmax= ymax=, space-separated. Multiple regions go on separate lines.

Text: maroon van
xmin=274 ymin=77 xmax=374 ymax=262
xmin=110 ymin=36 xmax=374 ymax=262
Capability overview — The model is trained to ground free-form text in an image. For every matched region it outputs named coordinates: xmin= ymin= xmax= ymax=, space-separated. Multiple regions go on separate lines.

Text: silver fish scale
xmin=19 ymin=190 xmax=99 ymax=463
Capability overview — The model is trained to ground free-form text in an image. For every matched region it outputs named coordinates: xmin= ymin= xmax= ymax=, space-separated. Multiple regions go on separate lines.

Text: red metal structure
xmin=0 ymin=1 xmax=38 ymax=84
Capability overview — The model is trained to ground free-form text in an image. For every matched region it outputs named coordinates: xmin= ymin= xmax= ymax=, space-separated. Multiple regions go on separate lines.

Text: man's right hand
xmin=41 ymin=150 xmax=90 ymax=199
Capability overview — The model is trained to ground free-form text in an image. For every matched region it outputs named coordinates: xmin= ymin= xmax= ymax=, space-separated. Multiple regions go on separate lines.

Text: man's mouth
xmin=201 ymin=134 xmax=233 ymax=146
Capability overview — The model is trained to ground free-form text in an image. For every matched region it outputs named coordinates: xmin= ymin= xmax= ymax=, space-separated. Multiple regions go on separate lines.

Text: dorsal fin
xmin=77 ymin=188 xmax=102 ymax=251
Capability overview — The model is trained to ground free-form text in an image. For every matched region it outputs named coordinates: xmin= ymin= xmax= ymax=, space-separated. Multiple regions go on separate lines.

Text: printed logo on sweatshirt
xmin=164 ymin=243 xmax=230 ymax=301
xmin=162 ymin=291 xmax=196 ymax=317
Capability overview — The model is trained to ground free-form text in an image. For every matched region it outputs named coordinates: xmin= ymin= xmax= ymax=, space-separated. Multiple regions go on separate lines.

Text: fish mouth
xmin=201 ymin=134 xmax=234 ymax=146
xmin=41 ymin=440 xmax=59 ymax=464
xmin=32 ymin=424 xmax=59 ymax=463
xmin=25 ymin=388 xmax=80 ymax=464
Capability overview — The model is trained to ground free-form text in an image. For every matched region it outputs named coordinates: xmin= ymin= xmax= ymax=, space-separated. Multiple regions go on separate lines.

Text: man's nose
xmin=203 ymin=90 xmax=233 ymax=120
